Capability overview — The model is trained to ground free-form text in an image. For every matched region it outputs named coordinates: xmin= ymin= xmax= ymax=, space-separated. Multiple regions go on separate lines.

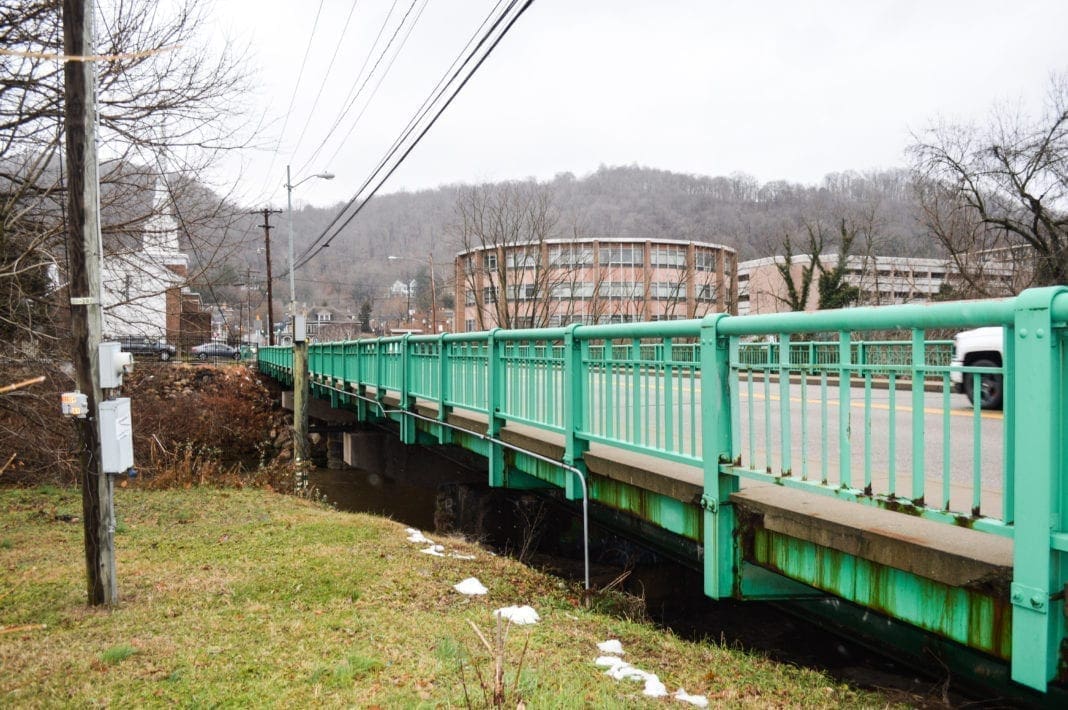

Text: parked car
xmin=949 ymin=326 xmax=1003 ymax=410
xmin=119 ymin=337 xmax=176 ymax=361
xmin=190 ymin=341 xmax=242 ymax=361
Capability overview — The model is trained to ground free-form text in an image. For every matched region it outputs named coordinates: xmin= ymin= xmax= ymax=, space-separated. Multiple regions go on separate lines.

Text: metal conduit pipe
xmin=314 ymin=381 xmax=591 ymax=590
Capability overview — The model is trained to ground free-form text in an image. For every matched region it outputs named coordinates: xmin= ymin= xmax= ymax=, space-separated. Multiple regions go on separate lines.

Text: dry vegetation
xmin=0 ymin=361 xmax=293 ymax=489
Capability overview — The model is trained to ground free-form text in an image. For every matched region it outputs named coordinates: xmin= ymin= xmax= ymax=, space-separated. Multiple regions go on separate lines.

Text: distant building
xmin=455 ymin=238 xmax=737 ymax=332
xmin=101 ymin=182 xmax=209 ymax=345
xmin=736 ymin=253 xmax=1015 ymax=315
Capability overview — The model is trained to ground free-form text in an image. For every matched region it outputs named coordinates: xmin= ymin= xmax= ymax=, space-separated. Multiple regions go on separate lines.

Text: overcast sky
xmin=206 ymin=0 xmax=1068 ymax=209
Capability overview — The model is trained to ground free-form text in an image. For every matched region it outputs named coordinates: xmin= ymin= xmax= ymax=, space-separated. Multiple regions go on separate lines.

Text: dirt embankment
xmin=0 ymin=361 xmax=292 ymax=488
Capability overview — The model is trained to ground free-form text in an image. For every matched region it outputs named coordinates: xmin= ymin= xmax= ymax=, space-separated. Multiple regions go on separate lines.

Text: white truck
xmin=949 ymin=326 xmax=1004 ymax=410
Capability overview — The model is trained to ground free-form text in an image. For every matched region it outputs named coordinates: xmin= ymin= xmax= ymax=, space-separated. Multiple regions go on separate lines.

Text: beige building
xmin=737 ymin=254 xmax=959 ymax=315
xmin=455 ymin=238 xmax=737 ymax=332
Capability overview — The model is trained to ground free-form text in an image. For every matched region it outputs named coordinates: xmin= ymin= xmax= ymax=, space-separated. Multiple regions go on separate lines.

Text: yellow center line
xmin=742 ymin=391 xmax=1004 ymax=420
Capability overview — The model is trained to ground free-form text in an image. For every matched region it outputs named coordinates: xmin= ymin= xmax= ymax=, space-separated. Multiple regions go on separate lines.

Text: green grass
xmin=0 ymin=486 xmax=901 ymax=707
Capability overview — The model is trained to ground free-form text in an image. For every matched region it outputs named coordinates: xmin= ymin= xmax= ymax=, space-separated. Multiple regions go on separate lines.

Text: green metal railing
xmin=260 ymin=286 xmax=1068 ymax=693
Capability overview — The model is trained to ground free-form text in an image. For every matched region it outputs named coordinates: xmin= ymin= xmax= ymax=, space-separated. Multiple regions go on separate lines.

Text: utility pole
xmin=64 ymin=0 xmax=116 ymax=606
xmin=251 ymin=208 xmax=281 ymax=345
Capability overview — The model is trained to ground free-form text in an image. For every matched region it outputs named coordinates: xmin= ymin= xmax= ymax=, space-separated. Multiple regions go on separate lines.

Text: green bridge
xmin=259 ymin=286 xmax=1068 ymax=698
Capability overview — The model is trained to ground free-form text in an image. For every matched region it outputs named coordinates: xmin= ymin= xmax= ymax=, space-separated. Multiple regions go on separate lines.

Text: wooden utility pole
xmin=251 ymin=208 xmax=281 ymax=345
xmin=64 ymin=0 xmax=116 ymax=605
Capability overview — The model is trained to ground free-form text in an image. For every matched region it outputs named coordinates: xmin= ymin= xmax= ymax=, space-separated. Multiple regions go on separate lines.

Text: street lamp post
xmin=285 ymin=165 xmax=334 ymax=470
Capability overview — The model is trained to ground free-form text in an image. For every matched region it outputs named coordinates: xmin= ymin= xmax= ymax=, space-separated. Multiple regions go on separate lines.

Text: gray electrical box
xmin=293 ymin=315 xmax=307 ymax=343
xmin=99 ymin=398 xmax=134 ymax=474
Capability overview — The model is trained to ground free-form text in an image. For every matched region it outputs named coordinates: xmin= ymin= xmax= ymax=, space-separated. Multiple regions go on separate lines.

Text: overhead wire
xmin=291 ymin=0 xmax=519 ymax=268
xmin=251 ymin=0 xmax=326 ymax=204
xmin=288 ymin=0 xmax=362 ymax=160
xmin=294 ymin=0 xmax=405 ymax=176
xmin=292 ymin=0 xmax=534 ymax=272
xmin=322 ymin=0 xmax=431 ymax=167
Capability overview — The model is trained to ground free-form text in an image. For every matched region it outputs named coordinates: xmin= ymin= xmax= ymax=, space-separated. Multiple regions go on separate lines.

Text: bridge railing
xmin=260 ymin=294 xmax=1050 ymax=532
xmin=261 ymin=285 xmax=1068 ymax=691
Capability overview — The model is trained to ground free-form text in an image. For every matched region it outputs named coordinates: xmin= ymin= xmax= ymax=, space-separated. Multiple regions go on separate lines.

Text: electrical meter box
xmin=99 ymin=397 xmax=134 ymax=474
xmin=61 ymin=391 xmax=89 ymax=418
xmin=99 ymin=341 xmax=134 ymax=388
xmin=293 ymin=315 xmax=307 ymax=343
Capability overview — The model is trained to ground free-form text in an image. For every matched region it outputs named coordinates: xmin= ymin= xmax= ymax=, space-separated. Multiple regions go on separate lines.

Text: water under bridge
xmin=258 ymin=286 xmax=1068 ymax=701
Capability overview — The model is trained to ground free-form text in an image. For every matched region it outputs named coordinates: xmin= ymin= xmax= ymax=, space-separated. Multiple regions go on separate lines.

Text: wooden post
xmin=64 ymin=0 xmax=116 ymax=605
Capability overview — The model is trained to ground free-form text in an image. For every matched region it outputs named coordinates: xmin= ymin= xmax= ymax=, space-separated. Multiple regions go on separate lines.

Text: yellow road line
xmin=742 ymin=391 xmax=1004 ymax=420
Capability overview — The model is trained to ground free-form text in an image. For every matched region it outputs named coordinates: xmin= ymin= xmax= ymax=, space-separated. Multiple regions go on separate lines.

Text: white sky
xmin=205 ymin=0 xmax=1068 ymax=209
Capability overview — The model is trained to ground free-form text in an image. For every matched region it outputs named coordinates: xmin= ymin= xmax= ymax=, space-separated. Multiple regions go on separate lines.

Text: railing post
xmin=437 ymin=334 xmax=453 ymax=444
xmin=354 ymin=339 xmax=368 ymax=423
xmin=1009 ymin=286 xmax=1068 ymax=692
xmin=700 ymin=313 xmax=737 ymax=599
xmin=486 ymin=329 xmax=505 ymax=487
xmin=562 ymin=324 xmax=588 ymax=500
xmin=399 ymin=333 xmax=416 ymax=444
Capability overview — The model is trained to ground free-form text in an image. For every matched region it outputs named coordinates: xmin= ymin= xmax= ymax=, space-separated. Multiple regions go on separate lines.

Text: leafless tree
xmin=910 ymin=73 xmax=1068 ymax=293
xmin=453 ymin=181 xmax=568 ymax=330
xmin=1 ymin=0 xmax=257 ymax=351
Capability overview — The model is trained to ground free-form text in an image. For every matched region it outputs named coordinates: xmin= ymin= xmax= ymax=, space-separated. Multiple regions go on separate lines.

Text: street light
xmin=284 ymin=164 xmax=334 ymax=472
xmin=388 ymin=253 xmax=437 ymax=333
xmin=285 ymin=165 xmax=334 ymax=313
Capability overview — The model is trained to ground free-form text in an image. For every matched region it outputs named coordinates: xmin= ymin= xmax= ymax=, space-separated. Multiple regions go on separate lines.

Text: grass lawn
xmin=0 ymin=486 xmax=896 ymax=707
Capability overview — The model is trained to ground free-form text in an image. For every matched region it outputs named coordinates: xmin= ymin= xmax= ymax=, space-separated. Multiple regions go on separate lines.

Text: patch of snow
xmin=595 ymin=656 xmax=625 ymax=669
xmin=605 ymin=662 xmax=647 ymax=682
xmin=406 ymin=528 xmax=432 ymax=544
xmin=420 ymin=544 xmax=445 ymax=556
xmin=453 ymin=577 xmax=488 ymax=595
xmin=597 ymin=639 xmax=624 ymax=655
xmin=674 ymin=689 xmax=709 ymax=707
xmin=449 ymin=553 xmax=476 ymax=560
xmin=642 ymin=674 xmax=667 ymax=698
xmin=494 ymin=605 xmax=540 ymax=625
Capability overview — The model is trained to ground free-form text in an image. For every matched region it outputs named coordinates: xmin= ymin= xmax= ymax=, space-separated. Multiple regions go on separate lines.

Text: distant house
xmin=101 ymin=181 xmax=209 ymax=345
xmin=389 ymin=279 xmax=416 ymax=297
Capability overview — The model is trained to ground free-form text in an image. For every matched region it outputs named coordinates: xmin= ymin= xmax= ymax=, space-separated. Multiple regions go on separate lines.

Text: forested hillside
xmin=223 ymin=164 xmax=935 ymax=314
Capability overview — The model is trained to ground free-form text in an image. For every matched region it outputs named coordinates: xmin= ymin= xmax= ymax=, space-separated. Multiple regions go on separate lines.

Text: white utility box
xmin=293 ymin=315 xmax=307 ymax=343
xmin=99 ymin=341 xmax=134 ymax=388
xmin=99 ymin=397 xmax=134 ymax=474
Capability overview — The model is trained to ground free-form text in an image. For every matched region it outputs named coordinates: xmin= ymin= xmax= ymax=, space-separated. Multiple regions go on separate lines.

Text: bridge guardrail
xmin=261 ymin=286 xmax=1068 ymax=692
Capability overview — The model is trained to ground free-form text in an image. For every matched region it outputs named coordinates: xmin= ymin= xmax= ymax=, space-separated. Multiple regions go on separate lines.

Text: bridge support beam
xmin=1010 ymin=286 xmax=1068 ymax=691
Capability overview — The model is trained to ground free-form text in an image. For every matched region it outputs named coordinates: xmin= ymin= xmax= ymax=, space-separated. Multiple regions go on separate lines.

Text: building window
xmin=465 ymin=289 xmax=476 ymax=306
xmin=465 ymin=318 xmax=476 ymax=331
xmin=550 ymin=282 xmax=594 ymax=299
xmin=506 ymin=249 xmax=537 ymax=269
xmin=549 ymin=245 xmax=593 ymax=268
xmin=697 ymin=284 xmax=716 ymax=302
xmin=694 ymin=250 xmax=717 ymax=272
xmin=599 ymin=244 xmax=644 ymax=267
xmin=598 ymin=281 xmax=642 ymax=299
xmin=650 ymin=245 xmax=685 ymax=268
xmin=484 ymin=253 xmax=498 ymax=271
xmin=651 ymin=282 xmax=683 ymax=300
xmin=483 ymin=286 xmax=498 ymax=304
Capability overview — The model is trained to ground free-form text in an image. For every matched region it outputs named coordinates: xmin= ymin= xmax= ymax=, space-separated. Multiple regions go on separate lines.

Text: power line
xmin=294 ymin=0 xmax=535 ymax=272
xmin=288 ymin=0 xmax=362 ymax=160
xmin=322 ymin=0 xmax=431 ymax=168
xmin=294 ymin=0 xmax=418 ymax=177
xmin=252 ymin=0 xmax=326 ymax=203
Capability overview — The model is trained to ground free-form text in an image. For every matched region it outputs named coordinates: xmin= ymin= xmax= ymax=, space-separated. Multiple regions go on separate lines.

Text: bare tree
xmin=0 ymin=0 xmax=256 ymax=351
xmin=910 ymin=73 xmax=1068 ymax=292
xmin=453 ymin=181 xmax=568 ymax=330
